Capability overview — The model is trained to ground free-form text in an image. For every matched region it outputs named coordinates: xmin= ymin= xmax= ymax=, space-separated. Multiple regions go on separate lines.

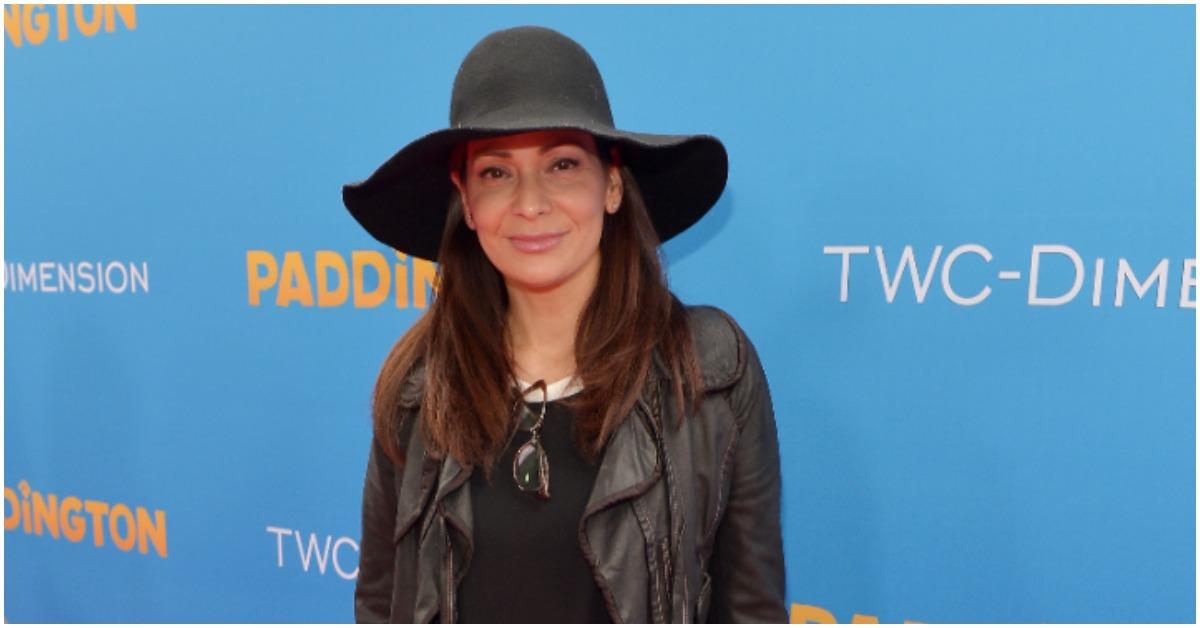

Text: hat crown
xmin=449 ymin=26 xmax=615 ymax=131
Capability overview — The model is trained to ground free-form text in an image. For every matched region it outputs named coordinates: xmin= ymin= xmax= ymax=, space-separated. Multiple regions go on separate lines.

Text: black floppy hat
xmin=341 ymin=25 xmax=728 ymax=262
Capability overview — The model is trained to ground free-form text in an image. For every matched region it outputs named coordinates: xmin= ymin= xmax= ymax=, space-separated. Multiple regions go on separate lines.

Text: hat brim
xmin=341 ymin=123 xmax=728 ymax=262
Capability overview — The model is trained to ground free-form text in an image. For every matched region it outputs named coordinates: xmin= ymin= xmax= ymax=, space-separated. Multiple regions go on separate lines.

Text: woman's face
xmin=450 ymin=129 xmax=623 ymax=294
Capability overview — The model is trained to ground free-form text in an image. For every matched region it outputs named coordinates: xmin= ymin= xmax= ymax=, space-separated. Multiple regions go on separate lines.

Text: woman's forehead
xmin=466 ymin=129 xmax=596 ymax=157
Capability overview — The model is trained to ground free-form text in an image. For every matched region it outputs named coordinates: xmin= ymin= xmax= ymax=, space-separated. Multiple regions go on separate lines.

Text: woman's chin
xmin=496 ymin=260 xmax=585 ymax=294
xmin=502 ymin=272 xmax=569 ymax=294
xmin=493 ymin=249 xmax=600 ymax=296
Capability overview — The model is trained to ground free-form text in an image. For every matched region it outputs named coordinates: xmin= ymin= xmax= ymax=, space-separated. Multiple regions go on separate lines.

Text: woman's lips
xmin=509 ymin=232 xmax=565 ymax=253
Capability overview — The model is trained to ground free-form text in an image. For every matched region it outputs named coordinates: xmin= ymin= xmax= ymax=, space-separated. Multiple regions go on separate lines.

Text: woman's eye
xmin=552 ymin=158 xmax=579 ymax=171
xmin=478 ymin=166 xmax=505 ymax=179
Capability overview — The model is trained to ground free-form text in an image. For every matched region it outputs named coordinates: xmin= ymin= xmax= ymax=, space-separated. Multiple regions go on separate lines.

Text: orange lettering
xmin=84 ymin=499 xmax=109 ymax=547
xmin=59 ymin=496 xmax=86 ymax=542
xmin=352 ymin=251 xmax=389 ymax=308
xmin=3 ymin=487 xmax=18 ymax=530
xmin=110 ymin=4 xmax=135 ymax=31
xmin=23 ymin=4 xmax=49 ymax=46
xmin=136 ymin=507 xmax=168 ymax=557
xmin=32 ymin=491 xmax=59 ymax=538
xmin=316 ymin=251 xmax=349 ymax=307
xmin=4 ymin=5 xmax=23 ymax=46
xmin=108 ymin=503 xmax=135 ymax=551
xmin=277 ymin=251 xmax=315 ymax=307
xmin=246 ymin=251 xmax=278 ymax=306
xmin=74 ymin=4 xmax=103 ymax=37
xmin=791 ymin=603 xmax=837 ymax=624
xmin=55 ymin=4 xmax=68 ymax=40
xmin=413 ymin=255 xmax=437 ymax=308
xmin=393 ymin=251 xmax=409 ymax=308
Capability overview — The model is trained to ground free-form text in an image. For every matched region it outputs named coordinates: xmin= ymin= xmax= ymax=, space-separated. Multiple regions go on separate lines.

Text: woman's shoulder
xmin=680 ymin=303 xmax=756 ymax=394
xmin=397 ymin=356 xmax=427 ymax=410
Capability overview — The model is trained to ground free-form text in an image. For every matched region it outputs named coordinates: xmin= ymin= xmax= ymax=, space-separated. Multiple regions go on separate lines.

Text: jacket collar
xmin=393 ymin=343 xmax=696 ymax=522
xmin=392 ymin=302 xmax=745 ymax=544
xmin=416 ymin=355 xmax=669 ymax=523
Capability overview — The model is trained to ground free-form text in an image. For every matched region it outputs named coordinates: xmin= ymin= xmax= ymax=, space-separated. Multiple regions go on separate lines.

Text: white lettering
xmin=78 ymin=262 xmax=95 ymax=293
xmin=104 ymin=262 xmax=128 ymax=293
xmin=823 ymin=245 xmax=869 ymax=302
xmin=2 ymin=261 xmax=150 ymax=294
xmin=18 ymin=263 xmax=36 ymax=291
xmin=941 ymin=244 xmax=991 ymax=306
xmin=1115 ymin=258 xmax=1168 ymax=307
xmin=130 ymin=262 xmax=149 ymax=293
xmin=1029 ymin=244 xmax=1084 ymax=306
xmin=1180 ymin=259 xmax=1196 ymax=308
xmin=875 ymin=245 xmax=942 ymax=304
xmin=294 ymin=530 xmax=332 ymax=574
xmin=38 ymin=261 xmax=55 ymax=292
xmin=58 ymin=263 xmax=75 ymax=292
xmin=332 ymin=536 xmax=360 ymax=580
xmin=268 ymin=525 xmax=361 ymax=579
xmin=266 ymin=525 xmax=292 ymax=567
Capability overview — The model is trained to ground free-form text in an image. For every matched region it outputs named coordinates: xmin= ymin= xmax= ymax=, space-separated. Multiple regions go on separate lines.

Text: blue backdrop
xmin=4 ymin=4 xmax=1195 ymax=623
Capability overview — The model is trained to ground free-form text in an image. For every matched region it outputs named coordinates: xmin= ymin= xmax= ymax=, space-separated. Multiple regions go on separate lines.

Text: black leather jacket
xmin=355 ymin=305 xmax=787 ymax=623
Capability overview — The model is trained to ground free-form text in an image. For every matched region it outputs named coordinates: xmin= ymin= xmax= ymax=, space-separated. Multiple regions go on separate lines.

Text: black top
xmin=457 ymin=392 xmax=613 ymax=623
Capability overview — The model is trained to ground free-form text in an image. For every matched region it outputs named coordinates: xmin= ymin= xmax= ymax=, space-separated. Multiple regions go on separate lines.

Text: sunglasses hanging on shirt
xmin=513 ymin=379 xmax=550 ymax=500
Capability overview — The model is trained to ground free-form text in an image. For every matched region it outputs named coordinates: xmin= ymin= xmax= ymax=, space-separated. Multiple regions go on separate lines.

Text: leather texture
xmin=355 ymin=304 xmax=787 ymax=623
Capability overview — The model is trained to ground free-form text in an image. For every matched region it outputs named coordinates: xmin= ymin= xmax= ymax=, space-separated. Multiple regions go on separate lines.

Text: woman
xmin=342 ymin=25 xmax=786 ymax=623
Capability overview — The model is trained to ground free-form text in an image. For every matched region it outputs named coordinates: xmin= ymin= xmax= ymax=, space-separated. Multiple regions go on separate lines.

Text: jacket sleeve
xmin=354 ymin=435 xmax=397 ymax=623
xmin=707 ymin=321 xmax=788 ymax=623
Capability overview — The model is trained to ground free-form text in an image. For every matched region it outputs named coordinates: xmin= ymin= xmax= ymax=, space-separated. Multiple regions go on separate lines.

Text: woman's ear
xmin=449 ymin=170 xmax=475 ymax=230
xmin=605 ymin=162 xmax=623 ymax=214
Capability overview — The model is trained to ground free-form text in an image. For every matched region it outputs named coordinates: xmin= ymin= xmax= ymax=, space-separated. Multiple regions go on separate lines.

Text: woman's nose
xmin=512 ymin=171 xmax=551 ymax=218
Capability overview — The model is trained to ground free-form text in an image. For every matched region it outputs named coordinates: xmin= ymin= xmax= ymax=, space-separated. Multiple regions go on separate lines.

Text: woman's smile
xmin=509 ymin=231 xmax=567 ymax=253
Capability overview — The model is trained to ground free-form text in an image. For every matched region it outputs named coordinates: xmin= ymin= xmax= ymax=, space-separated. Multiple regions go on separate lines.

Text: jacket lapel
xmin=577 ymin=382 xmax=666 ymax=622
xmin=582 ymin=396 xmax=662 ymax=516
xmin=411 ymin=453 xmax=474 ymax=624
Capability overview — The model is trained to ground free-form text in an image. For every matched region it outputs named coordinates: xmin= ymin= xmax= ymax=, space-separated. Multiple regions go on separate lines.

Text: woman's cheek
xmin=467 ymin=196 xmax=506 ymax=228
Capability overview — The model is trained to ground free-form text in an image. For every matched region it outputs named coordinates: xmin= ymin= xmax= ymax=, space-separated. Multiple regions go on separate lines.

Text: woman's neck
xmin=504 ymin=251 xmax=599 ymax=383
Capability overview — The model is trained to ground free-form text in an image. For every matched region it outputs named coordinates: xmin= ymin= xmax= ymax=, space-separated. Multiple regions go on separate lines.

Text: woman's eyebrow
xmin=474 ymin=140 xmax=584 ymax=159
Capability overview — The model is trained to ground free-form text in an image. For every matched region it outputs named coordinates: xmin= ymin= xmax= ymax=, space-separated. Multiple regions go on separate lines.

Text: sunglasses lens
xmin=514 ymin=441 xmax=542 ymax=491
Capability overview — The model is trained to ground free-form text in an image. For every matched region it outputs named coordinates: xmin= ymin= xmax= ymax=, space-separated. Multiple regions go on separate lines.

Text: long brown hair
xmin=370 ymin=144 xmax=704 ymax=474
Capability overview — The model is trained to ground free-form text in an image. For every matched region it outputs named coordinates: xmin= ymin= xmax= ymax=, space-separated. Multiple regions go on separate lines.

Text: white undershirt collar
xmin=514 ymin=373 xmax=584 ymax=402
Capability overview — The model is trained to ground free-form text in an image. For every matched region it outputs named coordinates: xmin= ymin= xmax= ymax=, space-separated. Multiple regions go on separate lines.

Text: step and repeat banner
xmin=4 ymin=4 xmax=1195 ymax=623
